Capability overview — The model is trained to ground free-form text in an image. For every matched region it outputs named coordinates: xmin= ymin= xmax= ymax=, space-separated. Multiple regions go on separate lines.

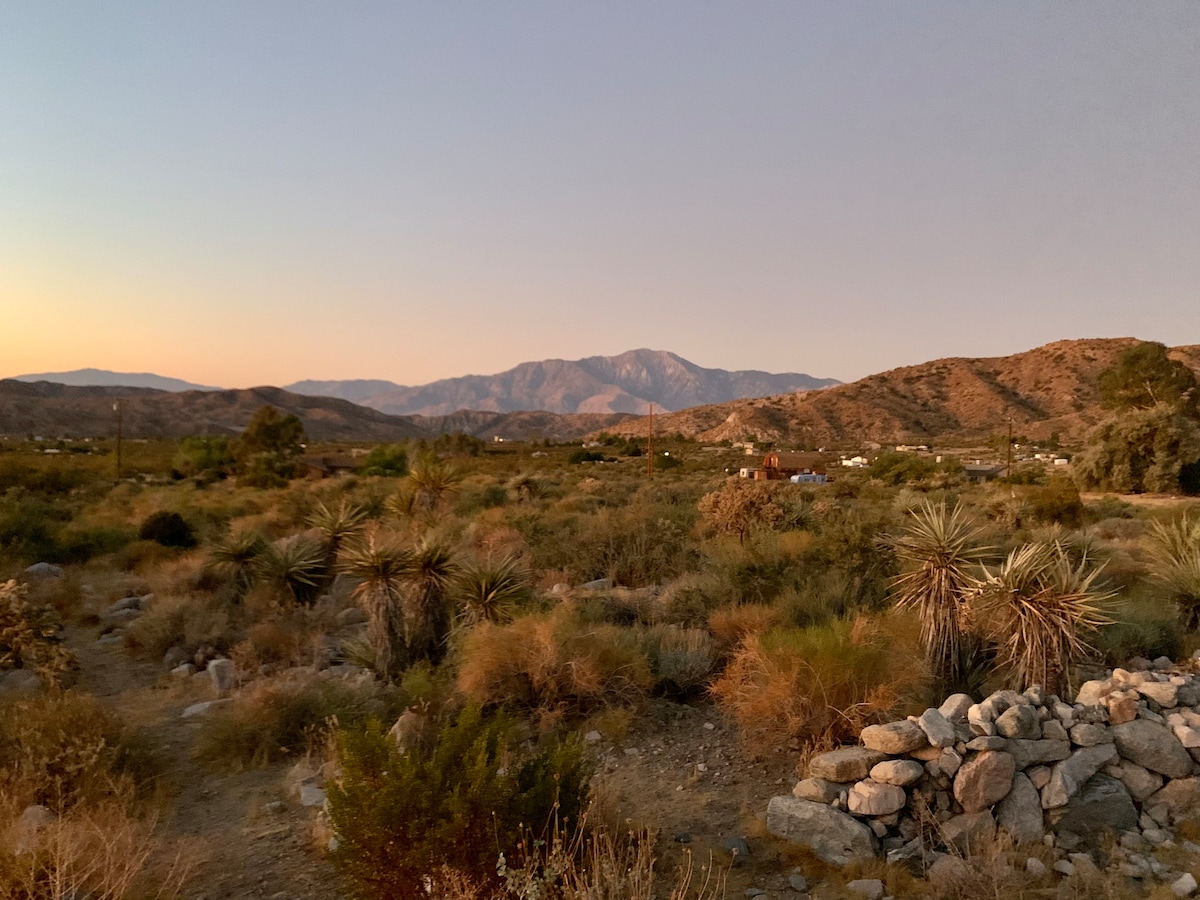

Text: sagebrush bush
xmin=643 ymin=626 xmax=716 ymax=696
xmin=456 ymin=607 xmax=652 ymax=714
xmin=653 ymin=573 xmax=726 ymax=627
xmin=710 ymin=615 xmax=927 ymax=749
xmin=123 ymin=593 xmax=232 ymax=660
xmin=327 ymin=706 xmax=591 ymax=900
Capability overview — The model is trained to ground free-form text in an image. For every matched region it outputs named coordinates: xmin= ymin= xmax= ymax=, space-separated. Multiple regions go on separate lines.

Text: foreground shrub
xmin=327 ymin=706 xmax=590 ymax=900
xmin=0 ymin=579 xmax=75 ymax=685
xmin=138 ymin=511 xmax=197 ymax=549
xmin=456 ymin=607 xmax=652 ymax=714
xmin=710 ymin=615 xmax=926 ymax=750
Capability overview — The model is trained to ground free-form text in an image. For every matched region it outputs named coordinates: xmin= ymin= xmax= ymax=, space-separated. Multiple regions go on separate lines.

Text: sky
xmin=2 ymin=2 xmax=1198 ymax=388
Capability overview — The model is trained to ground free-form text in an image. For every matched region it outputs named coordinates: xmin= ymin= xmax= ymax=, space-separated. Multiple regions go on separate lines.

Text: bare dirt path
xmin=69 ymin=629 xmax=346 ymax=900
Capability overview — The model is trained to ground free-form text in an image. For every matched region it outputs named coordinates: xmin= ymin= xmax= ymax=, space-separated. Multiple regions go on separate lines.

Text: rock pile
xmin=768 ymin=660 xmax=1200 ymax=888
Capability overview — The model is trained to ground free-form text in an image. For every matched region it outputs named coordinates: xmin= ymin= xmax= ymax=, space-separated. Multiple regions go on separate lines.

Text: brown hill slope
xmin=599 ymin=339 xmax=1200 ymax=447
xmin=0 ymin=381 xmax=632 ymax=443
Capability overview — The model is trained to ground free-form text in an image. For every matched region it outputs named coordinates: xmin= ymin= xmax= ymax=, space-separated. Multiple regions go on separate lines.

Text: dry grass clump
xmin=642 ymin=625 xmax=717 ymax=695
xmin=1 ymin=579 xmax=76 ymax=686
xmin=709 ymin=614 xmax=927 ymax=750
xmin=707 ymin=603 xmax=781 ymax=652
xmin=193 ymin=672 xmax=383 ymax=769
xmin=455 ymin=606 xmax=652 ymax=715
xmin=122 ymin=593 xmax=232 ymax=661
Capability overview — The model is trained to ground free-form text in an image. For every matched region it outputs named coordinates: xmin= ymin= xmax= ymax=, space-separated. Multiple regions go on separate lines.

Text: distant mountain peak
xmin=11 ymin=368 xmax=220 ymax=393
xmin=285 ymin=350 xmax=838 ymax=417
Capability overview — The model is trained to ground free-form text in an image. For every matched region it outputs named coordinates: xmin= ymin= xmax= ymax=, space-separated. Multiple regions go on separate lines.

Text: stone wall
xmin=767 ymin=659 xmax=1200 ymax=888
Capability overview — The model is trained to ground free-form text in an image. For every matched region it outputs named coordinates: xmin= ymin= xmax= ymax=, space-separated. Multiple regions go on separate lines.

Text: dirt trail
xmin=70 ymin=629 xmax=346 ymax=900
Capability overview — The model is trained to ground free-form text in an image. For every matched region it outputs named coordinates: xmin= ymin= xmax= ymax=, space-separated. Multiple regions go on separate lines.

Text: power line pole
xmin=646 ymin=404 xmax=654 ymax=477
xmin=113 ymin=401 xmax=123 ymax=482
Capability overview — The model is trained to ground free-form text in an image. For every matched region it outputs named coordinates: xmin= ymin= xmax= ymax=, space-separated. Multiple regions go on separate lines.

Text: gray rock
xmin=1138 ymin=681 xmax=1179 ymax=708
xmin=846 ymin=879 xmax=884 ymax=900
xmin=721 ymin=835 xmax=750 ymax=860
xmin=953 ymin=751 xmax=1015 ymax=813
xmin=860 ymin=720 xmax=928 ymax=754
xmin=1070 ymin=723 xmax=1112 ymax=747
xmin=171 ymin=663 xmax=196 ymax=678
xmin=996 ymin=704 xmax=1042 ymax=740
xmin=937 ymin=748 xmax=963 ymax=778
xmin=1026 ymin=857 xmax=1048 ymax=878
xmin=808 ymin=747 xmax=886 ymax=783
xmin=207 ymin=658 xmax=237 ymax=695
xmin=939 ymin=693 xmax=974 ymax=722
xmin=105 ymin=595 xmax=142 ymax=614
xmin=1027 ymin=765 xmax=1051 ymax=790
xmin=1112 ymin=760 xmax=1164 ymax=801
xmin=927 ymin=856 xmax=973 ymax=886
xmin=966 ymin=736 xmax=1008 ymax=752
xmin=792 ymin=778 xmax=848 ymax=804
xmin=584 ymin=730 xmax=602 ymax=743
xmin=23 ymin=562 xmax=62 ymax=578
xmin=299 ymin=784 xmax=327 ymax=808
xmin=582 ymin=577 xmax=613 ymax=590
xmin=1112 ymin=719 xmax=1193 ymax=778
xmin=1047 ymin=774 xmax=1137 ymax=839
xmin=788 ymin=873 xmax=808 ymax=892
xmin=335 ymin=606 xmax=367 ymax=627
xmin=181 ymin=698 xmax=232 ymax=718
xmin=766 ymin=796 xmax=879 ymax=865
xmin=870 ymin=759 xmax=925 ymax=787
xmin=941 ymin=810 xmax=996 ymax=854
xmin=162 ymin=646 xmax=189 ymax=669
xmin=1041 ymin=720 xmax=1069 ymax=741
xmin=1146 ymin=778 xmax=1200 ymax=824
xmin=1173 ymin=873 xmax=1198 ymax=898
xmin=848 ymin=780 xmax=907 ymax=816
xmin=0 ymin=669 xmax=42 ymax=695
xmin=995 ymin=772 xmax=1044 ymax=845
xmin=1007 ymin=739 xmax=1071 ymax=770
xmin=1041 ymin=744 xmax=1118 ymax=809
xmin=1076 ymin=679 xmax=1113 ymax=707
xmin=918 ymin=708 xmax=957 ymax=748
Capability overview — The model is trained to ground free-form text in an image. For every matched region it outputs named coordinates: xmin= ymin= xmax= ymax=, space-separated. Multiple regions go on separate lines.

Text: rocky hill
xmin=596 ymin=339 xmax=1200 ymax=447
xmin=287 ymin=349 xmax=837 ymax=416
xmin=11 ymin=368 xmax=220 ymax=392
xmin=0 ymin=381 xmax=633 ymax=442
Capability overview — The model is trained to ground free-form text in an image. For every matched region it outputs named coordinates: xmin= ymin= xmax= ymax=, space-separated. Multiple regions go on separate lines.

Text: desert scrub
xmin=0 ymin=579 xmax=75 ymax=686
xmin=642 ymin=625 xmax=716 ymax=697
xmin=122 ymin=593 xmax=232 ymax=661
xmin=193 ymin=673 xmax=385 ymax=769
xmin=710 ymin=614 xmax=927 ymax=750
xmin=455 ymin=606 xmax=652 ymax=714
xmin=327 ymin=705 xmax=590 ymax=900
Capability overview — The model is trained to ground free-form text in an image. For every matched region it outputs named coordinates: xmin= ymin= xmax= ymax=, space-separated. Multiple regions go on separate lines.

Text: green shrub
xmin=139 ymin=511 xmax=197 ymax=548
xmin=567 ymin=449 xmax=605 ymax=465
xmin=359 ymin=444 xmax=409 ymax=478
xmin=328 ymin=706 xmax=590 ymax=899
xmin=123 ymin=594 xmax=232 ymax=660
xmin=644 ymin=625 xmax=716 ymax=696
xmin=1096 ymin=595 xmax=1183 ymax=665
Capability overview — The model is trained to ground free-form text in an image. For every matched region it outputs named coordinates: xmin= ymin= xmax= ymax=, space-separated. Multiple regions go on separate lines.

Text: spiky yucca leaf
xmin=405 ymin=541 xmax=458 ymax=665
xmin=455 ymin=555 xmax=530 ymax=628
xmin=973 ymin=541 xmax=1113 ymax=697
xmin=883 ymin=501 xmax=992 ymax=692
xmin=257 ymin=535 xmax=327 ymax=606
xmin=206 ymin=529 xmax=267 ymax=591
xmin=308 ymin=497 xmax=369 ymax=546
xmin=1146 ymin=515 xmax=1200 ymax=629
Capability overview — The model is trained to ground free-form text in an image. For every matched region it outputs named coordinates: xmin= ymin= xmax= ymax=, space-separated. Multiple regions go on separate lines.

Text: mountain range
xmin=284 ymin=349 xmax=838 ymax=416
xmin=12 ymin=368 xmax=220 ymax=393
xmin=595 ymin=338 xmax=1200 ymax=447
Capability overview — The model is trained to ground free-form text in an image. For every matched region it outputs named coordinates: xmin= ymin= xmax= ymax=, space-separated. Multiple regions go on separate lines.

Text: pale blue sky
xmin=2 ymin=3 xmax=1197 ymax=387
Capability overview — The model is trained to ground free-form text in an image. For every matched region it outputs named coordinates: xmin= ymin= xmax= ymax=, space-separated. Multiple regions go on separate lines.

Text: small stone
xmin=870 ymin=759 xmax=925 ymax=787
xmin=1139 ymin=682 xmax=1180 ymax=708
xmin=937 ymin=748 xmax=963 ymax=778
xmin=996 ymin=704 xmax=1042 ymax=740
xmin=1042 ymin=720 xmax=1069 ymax=741
xmin=181 ymin=699 xmax=231 ymax=718
xmin=792 ymin=778 xmax=848 ymax=804
xmin=674 ymin=832 xmax=691 ymax=843
xmin=1028 ymin=765 xmax=1051 ymax=789
xmin=918 ymin=708 xmax=957 ymax=748
xmin=1026 ymin=857 xmax=1048 ymax=878
xmin=847 ymin=780 xmax=907 ymax=816
xmin=207 ymin=658 xmax=237 ymax=695
xmin=1173 ymin=873 xmax=1199 ymax=898
xmin=808 ymin=747 xmax=886 ymax=783
xmin=788 ymin=873 xmax=808 ymax=892
xmin=721 ymin=835 xmax=749 ymax=860
xmin=584 ymin=730 xmax=602 ymax=743
xmin=1076 ymin=680 xmax=1113 ymax=707
xmin=265 ymin=801 xmax=284 ymax=814
xmin=1070 ymin=723 xmax=1112 ymax=747
xmin=939 ymin=693 xmax=974 ymax=722
xmin=967 ymin=736 xmax=1008 ymax=751
xmin=1053 ymin=860 xmax=1075 ymax=877
xmin=703 ymin=722 xmax=716 ymax=730
xmin=861 ymin=720 xmax=928 ymax=754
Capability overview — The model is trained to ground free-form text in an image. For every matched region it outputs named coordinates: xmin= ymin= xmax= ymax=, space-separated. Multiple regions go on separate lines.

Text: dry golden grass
xmin=456 ymin=606 xmax=652 ymax=714
xmin=707 ymin=603 xmax=781 ymax=651
xmin=709 ymin=613 xmax=927 ymax=750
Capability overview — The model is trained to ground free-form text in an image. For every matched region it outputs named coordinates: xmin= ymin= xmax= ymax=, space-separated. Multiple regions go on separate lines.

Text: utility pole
xmin=1006 ymin=418 xmax=1013 ymax=476
xmin=646 ymin=404 xmax=654 ymax=477
xmin=113 ymin=401 xmax=123 ymax=482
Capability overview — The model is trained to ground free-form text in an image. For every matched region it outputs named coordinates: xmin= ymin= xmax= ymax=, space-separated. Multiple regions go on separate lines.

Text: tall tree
xmin=1098 ymin=342 xmax=1198 ymax=414
xmin=234 ymin=406 xmax=307 ymax=487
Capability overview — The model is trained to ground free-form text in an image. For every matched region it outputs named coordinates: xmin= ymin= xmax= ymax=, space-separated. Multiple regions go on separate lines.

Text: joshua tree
xmin=1145 ymin=515 xmax=1200 ymax=629
xmin=340 ymin=534 xmax=413 ymax=682
xmin=884 ymin=501 xmax=991 ymax=693
xmin=972 ymin=541 xmax=1112 ymax=697
xmin=454 ymin=555 xmax=529 ymax=628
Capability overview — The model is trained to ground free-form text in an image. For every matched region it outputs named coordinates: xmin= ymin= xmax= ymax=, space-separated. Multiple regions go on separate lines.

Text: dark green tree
xmin=234 ymin=406 xmax=306 ymax=487
xmin=1075 ymin=405 xmax=1200 ymax=495
xmin=1098 ymin=342 xmax=1197 ymax=415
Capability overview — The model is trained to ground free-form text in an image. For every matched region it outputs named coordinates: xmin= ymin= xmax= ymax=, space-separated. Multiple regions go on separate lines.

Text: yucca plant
xmin=206 ymin=529 xmax=267 ymax=595
xmin=454 ymin=554 xmax=530 ymax=628
xmin=1145 ymin=515 xmax=1200 ymax=629
xmin=256 ymin=534 xmax=327 ymax=606
xmin=405 ymin=541 xmax=458 ymax=665
xmin=340 ymin=534 xmax=413 ymax=681
xmin=883 ymin=501 xmax=992 ymax=693
xmin=309 ymin=497 xmax=369 ymax=556
xmin=972 ymin=541 xmax=1113 ymax=697
xmin=404 ymin=452 xmax=463 ymax=516
xmin=507 ymin=473 xmax=545 ymax=504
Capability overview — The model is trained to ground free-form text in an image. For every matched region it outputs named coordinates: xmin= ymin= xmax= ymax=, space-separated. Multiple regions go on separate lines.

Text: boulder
xmin=937 ymin=748 xmax=963 ymax=778
xmin=1069 ymin=723 xmax=1112 ymax=747
xmin=941 ymin=810 xmax=996 ymax=854
xmin=0 ymin=669 xmax=42 ymax=695
xmin=953 ymin=751 xmax=1015 ymax=813
xmin=846 ymin=879 xmax=884 ymax=900
xmin=860 ymin=720 xmax=928 ymax=754
xmin=792 ymin=777 xmax=848 ymax=804
xmin=23 ymin=562 xmax=63 ymax=578
xmin=1041 ymin=719 xmax=1069 ymax=741
xmin=1146 ymin=777 xmax=1200 ymax=824
xmin=1006 ymin=739 xmax=1071 ymax=771
xmin=848 ymin=780 xmax=907 ymax=816
xmin=809 ymin=747 xmax=887 ymax=783
xmin=1112 ymin=719 xmax=1193 ymax=778
xmin=1137 ymin=681 xmax=1179 ymax=708
xmin=995 ymin=773 xmax=1044 ymax=845
xmin=1106 ymin=694 xmax=1140 ymax=725
xmin=871 ymin=759 xmax=925 ymax=787
xmin=1111 ymin=760 xmax=1164 ymax=801
xmin=207 ymin=658 xmax=237 ymax=695
xmin=1041 ymin=744 xmax=1118 ymax=809
xmin=1076 ymin=679 xmax=1113 ymax=707
xmin=995 ymin=704 xmax=1041 ymax=740
xmin=765 ymin=796 xmax=878 ymax=865
xmin=939 ymin=693 xmax=974 ymax=722
xmin=917 ymin=708 xmax=957 ymax=748
xmin=1047 ymin=774 xmax=1137 ymax=839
